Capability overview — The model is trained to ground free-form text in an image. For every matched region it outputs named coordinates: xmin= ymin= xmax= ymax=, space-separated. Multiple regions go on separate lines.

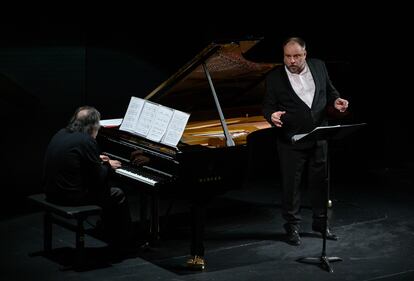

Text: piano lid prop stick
xmin=202 ymin=62 xmax=235 ymax=147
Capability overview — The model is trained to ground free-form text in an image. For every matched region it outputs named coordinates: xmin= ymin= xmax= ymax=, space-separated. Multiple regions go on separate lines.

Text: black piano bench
xmin=27 ymin=193 xmax=102 ymax=270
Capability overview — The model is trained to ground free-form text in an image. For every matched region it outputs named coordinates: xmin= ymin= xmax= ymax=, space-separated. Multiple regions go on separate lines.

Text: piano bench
xmin=27 ymin=193 xmax=102 ymax=269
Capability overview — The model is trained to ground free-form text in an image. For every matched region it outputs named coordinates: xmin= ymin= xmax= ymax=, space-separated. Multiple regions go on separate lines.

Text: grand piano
xmin=97 ymin=39 xmax=280 ymax=240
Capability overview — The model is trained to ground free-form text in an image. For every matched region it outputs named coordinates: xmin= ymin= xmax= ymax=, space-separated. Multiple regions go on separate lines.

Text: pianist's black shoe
xmin=284 ymin=224 xmax=301 ymax=246
xmin=312 ymin=225 xmax=339 ymax=241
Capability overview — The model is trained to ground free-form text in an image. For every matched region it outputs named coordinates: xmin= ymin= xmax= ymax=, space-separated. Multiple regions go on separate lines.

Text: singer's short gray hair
xmin=283 ymin=37 xmax=306 ymax=50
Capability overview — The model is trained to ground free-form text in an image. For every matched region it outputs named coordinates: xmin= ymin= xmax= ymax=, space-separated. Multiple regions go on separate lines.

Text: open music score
xmin=119 ymin=96 xmax=190 ymax=147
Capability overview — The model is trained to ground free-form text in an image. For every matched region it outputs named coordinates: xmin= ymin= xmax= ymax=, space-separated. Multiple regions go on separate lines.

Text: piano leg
xmin=150 ymin=192 xmax=160 ymax=242
xmin=139 ymin=193 xmax=150 ymax=238
xmin=190 ymin=200 xmax=206 ymax=257
xmin=186 ymin=196 xmax=213 ymax=270
xmin=138 ymin=192 xmax=160 ymax=243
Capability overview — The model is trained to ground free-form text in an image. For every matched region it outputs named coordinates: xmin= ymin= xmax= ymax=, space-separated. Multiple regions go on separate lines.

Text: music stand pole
xmin=297 ymin=142 xmax=342 ymax=272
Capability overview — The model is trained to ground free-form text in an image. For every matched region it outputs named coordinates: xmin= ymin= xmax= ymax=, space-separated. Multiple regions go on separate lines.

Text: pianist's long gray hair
xmin=66 ymin=106 xmax=101 ymax=135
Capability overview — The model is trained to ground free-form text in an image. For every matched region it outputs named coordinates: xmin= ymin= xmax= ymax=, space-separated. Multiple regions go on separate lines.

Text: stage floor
xmin=1 ymin=168 xmax=414 ymax=281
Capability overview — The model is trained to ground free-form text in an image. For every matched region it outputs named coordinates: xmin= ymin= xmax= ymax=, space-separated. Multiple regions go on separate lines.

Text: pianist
xmin=42 ymin=105 xmax=135 ymax=251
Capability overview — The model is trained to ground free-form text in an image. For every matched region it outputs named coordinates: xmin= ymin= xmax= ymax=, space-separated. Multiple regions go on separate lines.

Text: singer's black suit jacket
xmin=263 ymin=58 xmax=340 ymax=144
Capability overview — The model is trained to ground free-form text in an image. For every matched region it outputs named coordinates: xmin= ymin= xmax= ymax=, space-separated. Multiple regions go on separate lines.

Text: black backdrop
xmin=0 ymin=15 xmax=412 ymax=216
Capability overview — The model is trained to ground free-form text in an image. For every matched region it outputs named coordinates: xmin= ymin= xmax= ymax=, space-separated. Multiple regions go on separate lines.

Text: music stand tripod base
xmin=297 ymin=255 xmax=342 ymax=273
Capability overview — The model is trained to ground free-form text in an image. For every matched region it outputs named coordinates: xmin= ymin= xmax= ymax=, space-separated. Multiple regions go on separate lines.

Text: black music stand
xmin=293 ymin=123 xmax=366 ymax=273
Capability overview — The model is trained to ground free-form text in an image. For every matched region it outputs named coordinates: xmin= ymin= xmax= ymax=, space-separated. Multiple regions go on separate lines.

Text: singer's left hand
xmin=334 ymin=98 xmax=349 ymax=112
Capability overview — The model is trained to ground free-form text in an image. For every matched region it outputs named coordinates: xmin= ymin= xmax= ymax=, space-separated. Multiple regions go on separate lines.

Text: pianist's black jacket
xmin=43 ymin=128 xmax=110 ymax=205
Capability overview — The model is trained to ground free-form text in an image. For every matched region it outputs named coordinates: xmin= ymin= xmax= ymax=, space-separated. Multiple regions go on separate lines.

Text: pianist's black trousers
xmin=276 ymin=139 xmax=328 ymax=231
xmin=98 ymin=187 xmax=133 ymax=246
xmin=47 ymin=186 xmax=133 ymax=246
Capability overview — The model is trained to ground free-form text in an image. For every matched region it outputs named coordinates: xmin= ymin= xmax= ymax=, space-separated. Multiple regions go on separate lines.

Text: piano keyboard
xmin=115 ymin=166 xmax=161 ymax=186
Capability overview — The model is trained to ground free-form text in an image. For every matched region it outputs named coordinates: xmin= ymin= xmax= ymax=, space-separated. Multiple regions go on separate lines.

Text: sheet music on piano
xmin=119 ymin=96 xmax=190 ymax=147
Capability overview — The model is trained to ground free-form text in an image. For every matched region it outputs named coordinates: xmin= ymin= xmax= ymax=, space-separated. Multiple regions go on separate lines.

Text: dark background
xmin=0 ymin=10 xmax=412 ymax=217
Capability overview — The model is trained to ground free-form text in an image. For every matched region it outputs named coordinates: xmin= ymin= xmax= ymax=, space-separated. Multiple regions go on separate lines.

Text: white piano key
xmin=115 ymin=168 xmax=157 ymax=186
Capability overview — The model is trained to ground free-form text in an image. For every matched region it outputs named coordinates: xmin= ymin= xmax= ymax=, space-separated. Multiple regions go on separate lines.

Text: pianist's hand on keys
xmin=100 ymin=154 xmax=122 ymax=169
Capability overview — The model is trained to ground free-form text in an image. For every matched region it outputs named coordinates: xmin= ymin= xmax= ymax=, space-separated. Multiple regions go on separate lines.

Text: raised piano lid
xmin=144 ymin=39 xmax=281 ymax=147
